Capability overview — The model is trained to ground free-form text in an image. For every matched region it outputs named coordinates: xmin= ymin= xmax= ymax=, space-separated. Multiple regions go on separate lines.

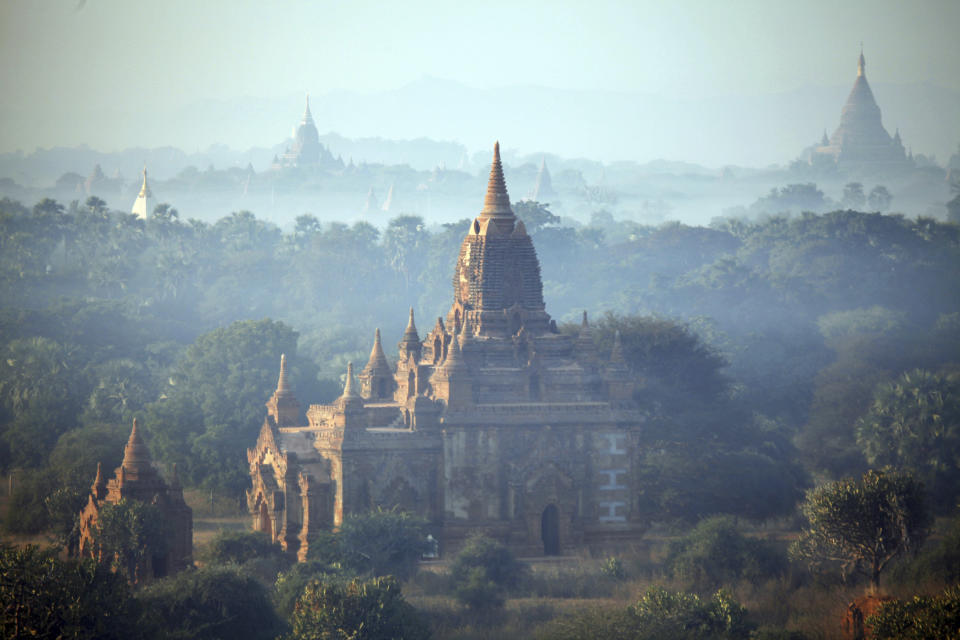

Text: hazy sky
xmin=1 ymin=0 xmax=958 ymax=161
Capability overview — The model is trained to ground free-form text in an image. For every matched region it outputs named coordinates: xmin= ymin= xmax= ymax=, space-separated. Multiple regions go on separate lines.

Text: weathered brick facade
xmin=248 ymin=143 xmax=645 ymax=559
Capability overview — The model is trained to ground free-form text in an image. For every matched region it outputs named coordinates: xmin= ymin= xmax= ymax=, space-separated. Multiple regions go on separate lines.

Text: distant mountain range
xmin=1 ymin=77 xmax=956 ymax=186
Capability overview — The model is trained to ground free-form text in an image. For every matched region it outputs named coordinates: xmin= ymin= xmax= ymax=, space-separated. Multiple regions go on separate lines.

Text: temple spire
xmin=120 ymin=418 xmax=155 ymax=480
xmin=342 ymin=362 xmax=358 ymax=399
xmin=276 ymin=353 xmax=291 ymax=395
xmin=858 ymin=46 xmax=865 ymax=77
xmin=131 ymin=166 xmax=152 ymax=219
xmin=302 ymin=93 xmax=314 ymax=125
xmin=480 ymin=141 xmax=514 ymax=219
xmin=366 ymin=328 xmax=389 ymax=369
xmin=402 ymin=308 xmax=419 ymax=343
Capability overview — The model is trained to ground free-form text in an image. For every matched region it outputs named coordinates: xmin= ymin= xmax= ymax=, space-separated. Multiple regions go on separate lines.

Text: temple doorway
xmin=541 ymin=504 xmax=560 ymax=555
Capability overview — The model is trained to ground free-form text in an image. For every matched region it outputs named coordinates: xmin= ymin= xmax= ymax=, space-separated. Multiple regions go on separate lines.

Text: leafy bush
xmin=198 ymin=529 xmax=286 ymax=566
xmin=449 ymin=534 xmax=528 ymax=611
xmin=450 ymin=534 xmax=528 ymax=591
xmin=137 ymin=565 xmax=283 ymax=640
xmin=0 ymin=543 xmax=144 ymax=640
xmin=337 ymin=509 xmax=430 ymax=580
xmin=274 ymin=560 xmax=345 ymax=616
xmin=868 ymin=585 xmax=960 ymax=639
xmin=888 ymin=517 xmax=960 ymax=586
xmin=666 ymin=516 xmax=788 ymax=588
xmin=601 ymin=556 xmax=627 ymax=580
xmin=289 ymin=576 xmax=430 ymax=640
xmin=534 ymin=587 xmax=753 ymax=640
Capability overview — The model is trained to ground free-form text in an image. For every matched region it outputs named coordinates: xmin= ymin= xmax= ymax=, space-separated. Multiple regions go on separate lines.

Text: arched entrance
xmin=541 ymin=504 xmax=560 ymax=555
xmin=258 ymin=500 xmax=272 ymax=538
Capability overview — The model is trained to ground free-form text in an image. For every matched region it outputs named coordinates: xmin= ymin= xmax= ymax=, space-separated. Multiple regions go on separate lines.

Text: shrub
xmin=289 ymin=576 xmax=430 ymax=640
xmin=450 ymin=534 xmax=528 ymax=611
xmin=137 ymin=565 xmax=283 ymax=640
xmin=198 ymin=529 xmax=286 ymax=566
xmin=666 ymin=516 xmax=787 ymax=588
xmin=868 ymin=585 xmax=960 ymax=639
xmin=274 ymin=560 xmax=345 ymax=616
xmin=338 ymin=509 xmax=430 ymax=581
xmin=601 ymin=556 xmax=627 ymax=580
xmin=0 ymin=543 xmax=143 ymax=640
xmin=534 ymin=587 xmax=753 ymax=640
xmin=450 ymin=534 xmax=528 ymax=590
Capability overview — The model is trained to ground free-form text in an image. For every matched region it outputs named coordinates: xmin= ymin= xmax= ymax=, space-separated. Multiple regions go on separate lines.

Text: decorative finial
xmin=858 ymin=45 xmax=865 ymax=77
xmin=582 ymin=311 xmax=589 ymax=328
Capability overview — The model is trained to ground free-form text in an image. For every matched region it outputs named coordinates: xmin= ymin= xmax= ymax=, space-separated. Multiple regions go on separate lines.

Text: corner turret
xmin=266 ymin=354 xmax=301 ymax=427
xmin=360 ymin=329 xmax=395 ymax=400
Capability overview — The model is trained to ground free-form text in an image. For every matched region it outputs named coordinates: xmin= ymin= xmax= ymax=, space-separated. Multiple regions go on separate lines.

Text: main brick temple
xmin=247 ymin=143 xmax=645 ymax=559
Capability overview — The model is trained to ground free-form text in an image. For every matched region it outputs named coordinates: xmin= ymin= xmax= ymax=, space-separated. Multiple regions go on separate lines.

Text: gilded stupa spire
xmin=138 ymin=166 xmax=151 ymax=198
xmin=858 ymin=45 xmax=865 ymax=77
xmin=480 ymin=141 xmax=514 ymax=219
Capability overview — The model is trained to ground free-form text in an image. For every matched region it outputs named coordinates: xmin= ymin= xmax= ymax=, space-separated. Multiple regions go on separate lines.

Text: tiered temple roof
xmin=811 ymin=50 xmax=908 ymax=167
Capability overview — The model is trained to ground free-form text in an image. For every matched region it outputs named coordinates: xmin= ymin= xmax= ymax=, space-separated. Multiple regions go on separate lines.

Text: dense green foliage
xmin=868 ymin=585 xmax=960 ymax=639
xmin=196 ymin=529 xmax=285 ymax=566
xmin=0 ymin=543 xmax=143 ymax=640
xmin=856 ymin=368 xmax=960 ymax=510
xmin=289 ymin=576 xmax=430 ymax=640
xmin=1 ymin=195 xmax=959 ymax=538
xmin=91 ymin=499 xmax=169 ymax=583
xmin=335 ymin=509 xmax=431 ymax=581
xmin=449 ymin=534 xmax=528 ymax=611
xmin=665 ymin=516 xmax=787 ymax=588
xmin=790 ymin=469 xmax=932 ymax=589
xmin=534 ymin=587 xmax=752 ymax=640
xmin=137 ymin=565 xmax=283 ymax=640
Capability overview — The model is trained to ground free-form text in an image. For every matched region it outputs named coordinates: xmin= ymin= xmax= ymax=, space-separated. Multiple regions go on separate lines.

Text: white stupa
xmin=131 ymin=166 xmax=153 ymax=219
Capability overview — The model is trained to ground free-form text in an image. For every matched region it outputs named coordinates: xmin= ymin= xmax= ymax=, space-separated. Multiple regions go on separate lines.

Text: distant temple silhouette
xmin=272 ymin=95 xmax=339 ymax=170
xmin=807 ymin=49 xmax=909 ymax=169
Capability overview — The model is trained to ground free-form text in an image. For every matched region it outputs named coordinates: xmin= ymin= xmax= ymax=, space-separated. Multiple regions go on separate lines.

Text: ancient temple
xmin=273 ymin=95 xmax=337 ymax=169
xmin=528 ymin=156 xmax=556 ymax=202
xmin=78 ymin=419 xmax=193 ymax=581
xmin=809 ymin=50 xmax=908 ymax=168
xmin=248 ymin=142 xmax=644 ymax=559
xmin=130 ymin=166 xmax=152 ymax=219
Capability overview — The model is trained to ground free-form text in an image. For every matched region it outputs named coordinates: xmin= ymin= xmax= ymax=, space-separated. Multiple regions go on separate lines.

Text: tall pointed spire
xmin=120 ymin=418 xmax=156 ymax=481
xmin=302 ymin=93 xmax=315 ymax=126
xmin=366 ymin=329 xmax=390 ymax=370
xmin=266 ymin=354 xmax=300 ymax=426
xmin=343 ymin=362 xmax=358 ymax=398
xmin=276 ymin=353 xmax=292 ymax=395
xmin=131 ymin=166 xmax=153 ymax=219
xmin=91 ymin=461 xmax=107 ymax=499
xmin=402 ymin=308 xmax=419 ymax=343
xmin=480 ymin=141 xmax=514 ymax=219
xmin=858 ymin=45 xmax=865 ymax=77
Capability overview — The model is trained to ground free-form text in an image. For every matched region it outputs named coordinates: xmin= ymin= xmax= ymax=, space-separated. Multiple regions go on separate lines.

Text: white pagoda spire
xmin=131 ymin=166 xmax=153 ymax=219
